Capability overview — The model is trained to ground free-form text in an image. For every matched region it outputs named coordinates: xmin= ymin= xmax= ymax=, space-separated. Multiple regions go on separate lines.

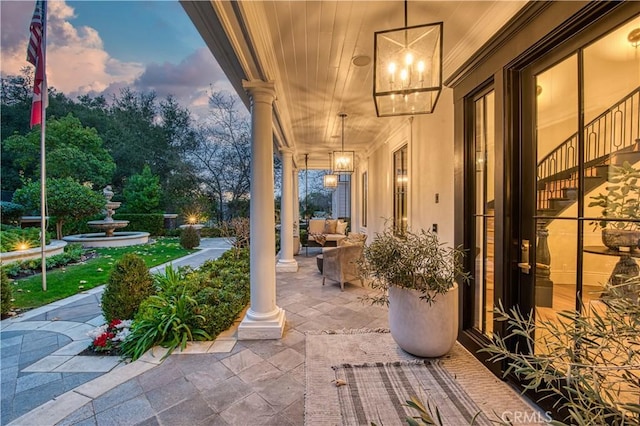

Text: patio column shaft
xmin=238 ymin=80 xmax=285 ymax=340
xmin=277 ymin=149 xmax=298 ymax=271
xmin=293 ymin=166 xmax=300 ymax=236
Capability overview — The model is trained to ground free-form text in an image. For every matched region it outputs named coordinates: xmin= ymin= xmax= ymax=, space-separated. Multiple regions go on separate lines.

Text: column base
xmin=238 ymin=307 xmax=286 ymax=340
xmin=276 ymin=259 xmax=298 ymax=272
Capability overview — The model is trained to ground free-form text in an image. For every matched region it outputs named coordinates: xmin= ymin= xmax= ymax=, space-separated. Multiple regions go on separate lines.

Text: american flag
xmin=27 ymin=0 xmax=46 ymax=128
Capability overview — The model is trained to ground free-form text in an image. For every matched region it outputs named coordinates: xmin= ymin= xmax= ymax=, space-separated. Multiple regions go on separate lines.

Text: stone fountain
xmin=86 ymin=185 xmax=129 ymax=237
xmin=63 ymin=186 xmax=149 ymax=248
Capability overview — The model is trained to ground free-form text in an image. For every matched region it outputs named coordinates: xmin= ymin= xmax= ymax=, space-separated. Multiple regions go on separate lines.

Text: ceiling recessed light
xmin=352 ymin=55 xmax=371 ymax=67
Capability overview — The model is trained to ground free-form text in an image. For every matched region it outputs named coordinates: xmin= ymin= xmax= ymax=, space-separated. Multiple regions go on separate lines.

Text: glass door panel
xmin=472 ymin=90 xmax=495 ymax=336
xmin=534 ymin=55 xmax=579 ymax=355
xmin=582 ymin=16 xmax=640 ymax=311
xmin=393 ymin=145 xmax=408 ymax=235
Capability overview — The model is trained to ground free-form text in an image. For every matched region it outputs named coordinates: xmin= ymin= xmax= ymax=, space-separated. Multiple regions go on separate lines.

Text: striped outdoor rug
xmin=332 ymin=360 xmax=493 ymax=426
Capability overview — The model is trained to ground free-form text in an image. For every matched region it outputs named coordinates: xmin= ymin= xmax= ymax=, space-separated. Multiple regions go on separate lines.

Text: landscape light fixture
xmin=332 ymin=113 xmax=354 ymax=174
xmin=373 ymin=0 xmax=443 ymax=116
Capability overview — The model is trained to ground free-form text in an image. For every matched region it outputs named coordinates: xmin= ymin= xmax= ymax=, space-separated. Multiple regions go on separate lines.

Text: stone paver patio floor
xmin=2 ymin=241 xmax=539 ymax=425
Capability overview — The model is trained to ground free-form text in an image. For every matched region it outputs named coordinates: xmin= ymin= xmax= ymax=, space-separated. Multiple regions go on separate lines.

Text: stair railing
xmin=537 ymin=87 xmax=640 ymax=187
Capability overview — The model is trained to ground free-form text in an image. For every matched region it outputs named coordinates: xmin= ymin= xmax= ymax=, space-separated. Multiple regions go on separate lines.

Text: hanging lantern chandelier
xmin=332 ymin=112 xmax=354 ymax=174
xmin=323 ymin=173 xmax=338 ymax=189
xmin=373 ymin=0 xmax=443 ymax=117
xmin=324 ymin=153 xmax=339 ymax=189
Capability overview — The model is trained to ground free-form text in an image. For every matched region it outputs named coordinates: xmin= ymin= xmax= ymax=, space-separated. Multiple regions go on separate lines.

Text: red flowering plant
xmin=87 ymin=319 xmax=132 ymax=354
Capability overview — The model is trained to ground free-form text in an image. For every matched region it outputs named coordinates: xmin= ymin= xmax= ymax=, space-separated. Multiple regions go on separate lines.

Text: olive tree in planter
xmin=360 ymin=227 xmax=469 ymax=357
xmin=588 ymin=161 xmax=640 ymax=250
xmin=482 ymin=279 xmax=640 ymax=425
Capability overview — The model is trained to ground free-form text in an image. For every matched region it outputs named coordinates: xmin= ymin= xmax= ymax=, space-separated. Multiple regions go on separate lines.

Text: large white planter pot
xmin=388 ymin=283 xmax=458 ymax=358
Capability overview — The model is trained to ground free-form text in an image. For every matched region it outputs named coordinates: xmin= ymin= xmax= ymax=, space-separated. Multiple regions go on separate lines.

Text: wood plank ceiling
xmin=184 ymin=1 xmax=527 ymax=169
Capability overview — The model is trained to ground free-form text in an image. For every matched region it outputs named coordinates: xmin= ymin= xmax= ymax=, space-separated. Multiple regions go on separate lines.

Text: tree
xmin=102 ymin=89 xmax=200 ymax=211
xmin=190 ymin=91 xmax=252 ymax=222
xmin=121 ymin=165 xmax=162 ymax=213
xmin=12 ymin=177 xmax=105 ymax=239
xmin=2 ymin=114 xmax=115 ymax=189
xmin=0 ymin=68 xmax=33 ymax=138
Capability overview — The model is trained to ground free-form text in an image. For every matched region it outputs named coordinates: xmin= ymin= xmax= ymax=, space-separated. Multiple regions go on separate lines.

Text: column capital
xmin=242 ymin=80 xmax=276 ymax=103
xmin=280 ymin=147 xmax=294 ymax=157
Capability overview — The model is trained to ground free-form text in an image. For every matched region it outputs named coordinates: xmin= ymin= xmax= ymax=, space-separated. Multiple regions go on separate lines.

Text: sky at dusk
xmin=0 ymin=0 xmax=234 ymax=119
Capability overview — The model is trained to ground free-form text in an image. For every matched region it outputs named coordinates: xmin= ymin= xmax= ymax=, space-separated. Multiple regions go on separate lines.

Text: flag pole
xmin=40 ymin=100 xmax=47 ymax=292
xmin=39 ymin=0 xmax=47 ymax=291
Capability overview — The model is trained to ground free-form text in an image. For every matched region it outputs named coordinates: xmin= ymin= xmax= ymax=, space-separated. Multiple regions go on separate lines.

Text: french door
xmin=518 ymin=17 xmax=640 ymax=352
xmin=460 ymin=11 xmax=640 ymax=368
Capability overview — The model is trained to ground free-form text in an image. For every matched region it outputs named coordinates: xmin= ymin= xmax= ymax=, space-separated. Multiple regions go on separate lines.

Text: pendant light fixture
xmin=332 ymin=112 xmax=354 ymax=174
xmin=324 ymin=153 xmax=338 ymax=188
xmin=373 ymin=0 xmax=443 ymax=117
xmin=323 ymin=173 xmax=338 ymax=189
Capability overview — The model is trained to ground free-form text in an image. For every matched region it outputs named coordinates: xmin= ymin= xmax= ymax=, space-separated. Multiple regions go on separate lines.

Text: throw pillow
xmin=336 ymin=221 xmax=348 ymax=235
xmin=324 ymin=219 xmax=338 ymax=234
xmin=308 ymin=219 xmax=326 ymax=234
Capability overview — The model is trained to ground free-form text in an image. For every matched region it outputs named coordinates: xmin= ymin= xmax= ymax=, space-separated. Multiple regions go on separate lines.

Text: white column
xmin=277 ymin=148 xmax=298 ymax=271
xmin=293 ymin=166 xmax=300 ymax=236
xmin=238 ymin=80 xmax=285 ymax=340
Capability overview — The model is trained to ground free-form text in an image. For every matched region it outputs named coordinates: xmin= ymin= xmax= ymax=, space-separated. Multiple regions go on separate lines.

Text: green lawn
xmin=11 ymin=238 xmax=196 ymax=310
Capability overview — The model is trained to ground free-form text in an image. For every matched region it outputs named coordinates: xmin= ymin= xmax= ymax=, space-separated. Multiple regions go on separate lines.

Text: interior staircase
xmin=536 ymin=87 xmax=640 ymax=219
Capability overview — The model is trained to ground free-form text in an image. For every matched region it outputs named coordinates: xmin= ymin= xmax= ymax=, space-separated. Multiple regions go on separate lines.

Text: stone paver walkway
xmin=3 ymin=242 xmax=541 ymax=425
xmin=1 ymin=238 xmax=233 ymax=425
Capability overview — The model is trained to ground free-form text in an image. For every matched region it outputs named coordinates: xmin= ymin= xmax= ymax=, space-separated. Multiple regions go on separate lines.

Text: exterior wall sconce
xmin=332 ymin=113 xmax=354 ymax=174
xmin=374 ymin=1 xmax=443 ymax=117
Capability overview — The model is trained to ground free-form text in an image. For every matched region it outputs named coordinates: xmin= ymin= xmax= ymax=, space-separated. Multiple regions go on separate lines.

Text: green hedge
xmin=200 ymin=227 xmax=223 ymax=238
xmin=0 ymin=202 xmax=24 ymax=225
xmin=113 ymin=214 xmax=165 ymax=236
xmin=184 ymin=248 xmax=250 ymax=337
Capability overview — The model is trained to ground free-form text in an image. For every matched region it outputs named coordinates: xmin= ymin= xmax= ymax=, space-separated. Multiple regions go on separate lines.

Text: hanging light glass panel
xmin=374 ymin=21 xmax=443 ymax=117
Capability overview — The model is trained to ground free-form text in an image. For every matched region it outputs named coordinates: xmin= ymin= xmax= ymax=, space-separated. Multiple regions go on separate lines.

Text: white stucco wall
xmin=363 ymin=88 xmax=456 ymax=247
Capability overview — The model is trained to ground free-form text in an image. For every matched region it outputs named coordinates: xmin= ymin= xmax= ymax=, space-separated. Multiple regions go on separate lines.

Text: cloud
xmin=0 ymin=1 xmax=235 ymax=120
xmin=133 ymin=47 xmax=233 ymax=118
xmin=134 ymin=48 xmax=230 ymax=98
xmin=1 ymin=1 xmax=143 ymax=95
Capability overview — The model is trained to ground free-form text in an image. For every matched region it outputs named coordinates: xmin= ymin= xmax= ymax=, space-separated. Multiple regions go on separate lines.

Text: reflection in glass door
xmin=534 ymin=54 xmax=579 ymax=330
xmin=531 ymin=17 xmax=640 ymax=353
xmin=473 ymin=90 xmax=495 ymax=336
xmin=393 ymin=145 xmax=408 ymax=235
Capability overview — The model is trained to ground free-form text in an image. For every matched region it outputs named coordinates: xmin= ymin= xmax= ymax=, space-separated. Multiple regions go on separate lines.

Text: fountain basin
xmin=87 ymin=220 xmax=129 ymax=238
xmin=63 ymin=232 xmax=150 ymax=248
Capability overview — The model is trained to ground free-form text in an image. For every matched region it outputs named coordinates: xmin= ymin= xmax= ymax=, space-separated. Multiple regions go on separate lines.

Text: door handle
xmin=518 ymin=239 xmax=531 ymax=274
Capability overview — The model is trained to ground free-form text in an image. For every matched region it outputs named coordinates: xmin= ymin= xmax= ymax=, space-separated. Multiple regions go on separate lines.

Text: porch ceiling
xmin=181 ymin=1 xmax=527 ymax=169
